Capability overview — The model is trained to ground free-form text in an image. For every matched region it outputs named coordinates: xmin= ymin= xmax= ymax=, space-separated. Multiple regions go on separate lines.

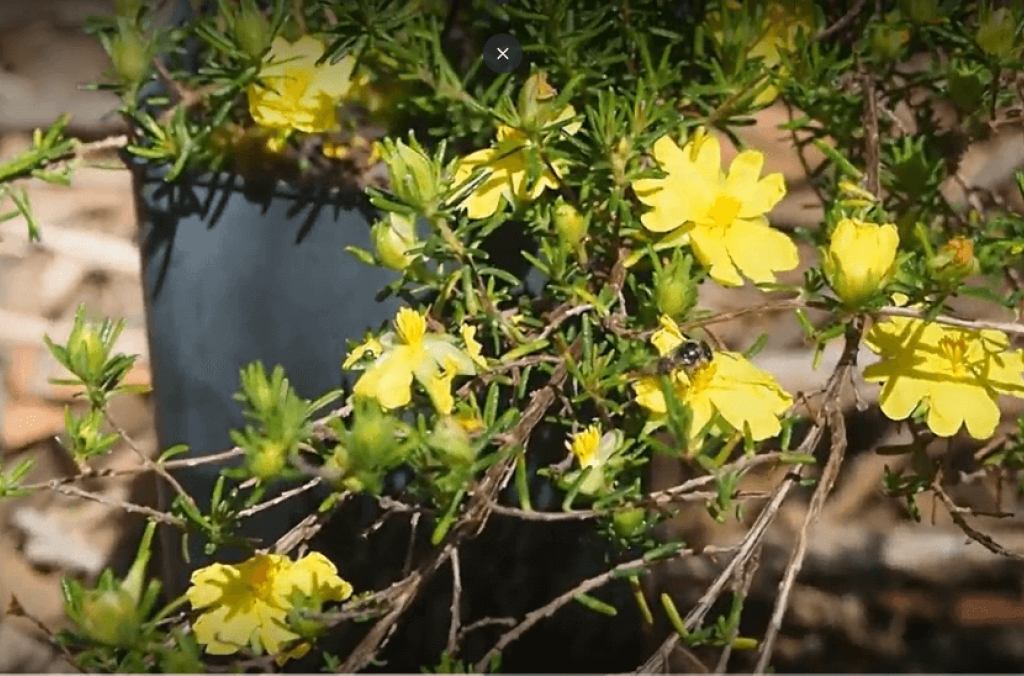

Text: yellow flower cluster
xmin=187 ymin=552 xmax=352 ymax=665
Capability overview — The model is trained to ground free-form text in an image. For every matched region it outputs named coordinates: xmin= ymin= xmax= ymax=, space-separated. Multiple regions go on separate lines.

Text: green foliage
xmin=3 ymin=0 xmax=1024 ymax=672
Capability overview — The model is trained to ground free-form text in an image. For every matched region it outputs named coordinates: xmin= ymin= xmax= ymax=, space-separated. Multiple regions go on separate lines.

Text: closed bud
xmin=247 ymin=438 xmax=288 ymax=481
xmin=823 ymin=217 xmax=900 ymax=306
xmin=928 ymin=237 xmax=979 ymax=286
xmin=899 ymin=0 xmax=940 ymax=24
xmin=611 ymin=137 xmax=631 ymax=186
xmin=79 ymin=588 xmax=140 ymax=648
xmin=612 ymin=507 xmax=647 ymax=539
xmin=429 ymin=415 xmax=474 ymax=465
xmin=552 ymin=199 xmax=588 ymax=247
xmin=110 ymin=25 xmax=150 ymax=86
xmin=372 ymin=212 xmax=419 ymax=271
xmin=654 ymin=251 xmax=698 ymax=319
xmin=379 ymin=137 xmax=440 ymax=212
xmin=518 ymin=71 xmax=558 ymax=124
xmin=868 ymin=22 xmax=910 ymax=62
xmin=350 ymin=401 xmax=396 ymax=462
xmin=947 ymin=66 xmax=987 ymax=114
xmin=976 ymin=7 xmax=1021 ymax=60
xmin=233 ymin=2 xmax=271 ymax=60
xmin=114 ymin=0 xmax=143 ymax=19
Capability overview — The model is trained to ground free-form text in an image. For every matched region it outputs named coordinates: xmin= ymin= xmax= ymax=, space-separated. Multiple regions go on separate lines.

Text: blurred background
xmin=1 ymin=0 xmax=1024 ymax=672
xmin=0 ymin=0 xmax=153 ymax=670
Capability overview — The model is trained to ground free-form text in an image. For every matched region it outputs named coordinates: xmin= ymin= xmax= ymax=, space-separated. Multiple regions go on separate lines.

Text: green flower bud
xmin=899 ymin=0 xmax=941 ymax=24
xmin=285 ymin=593 xmax=328 ymax=640
xmin=611 ymin=137 xmax=631 ymax=187
xmin=654 ymin=251 xmax=698 ymax=319
xmin=378 ymin=137 xmax=440 ymax=211
xmin=867 ymin=22 xmax=909 ymax=62
xmin=372 ymin=212 xmax=419 ymax=271
xmin=159 ymin=643 xmax=204 ymax=674
xmin=350 ymin=402 xmax=397 ymax=462
xmin=977 ymin=7 xmax=1021 ymax=60
xmin=110 ymin=25 xmax=150 ymax=86
xmin=429 ymin=415 xmax=474 ymax=465
xmin=79 ymin=588 xmax=140 ymax=647
xmin=247 ymin=438 xmax=289 ymax=481
xmin=612 ymin=507 xmax=647 ymax=539
xmin=518 ymin=71 xmax=557 ymax=126
xmin=233 ymin=3 xmax=271 ymax=60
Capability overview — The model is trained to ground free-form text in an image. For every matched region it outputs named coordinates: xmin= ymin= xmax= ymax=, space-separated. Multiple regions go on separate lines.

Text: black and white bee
xmin=652 ymin=338 xmax=715 ymax=376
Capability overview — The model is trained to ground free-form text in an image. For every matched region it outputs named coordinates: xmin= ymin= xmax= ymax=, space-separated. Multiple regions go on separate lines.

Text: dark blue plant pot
xmin=133 ymin=165 xmax=403 ymax=593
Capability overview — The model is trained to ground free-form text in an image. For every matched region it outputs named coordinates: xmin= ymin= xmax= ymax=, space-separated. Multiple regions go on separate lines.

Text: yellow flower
xmin=634 ymin=316 xmax=792 ymax=440
xmin=454 ymin=107 xmax=581 ymax=220
xmin=632 ymin=132 xmax=796 ymax=287
xmin=863 ymin=317 xmax=1024 ymax=439
xmin=187 ymin=552 xmax=352 ymax=665
xmin=247 ymin=35 xmax=364 ymax=134
xmin=350 ymin=308 xmax=478 ymax=413
xmin=565 ymin=424 xmax=625 ymax=495
xmin=822 ymin=217 xmax=900 ymax=306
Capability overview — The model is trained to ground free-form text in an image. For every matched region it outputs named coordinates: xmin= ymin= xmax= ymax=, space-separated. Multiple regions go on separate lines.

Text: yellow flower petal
xmin=461 ymin=324 xmax=488 ymax=369
xmin=423 ymin=357 xmax=458 ymax=414
xmin=928 ymin=380 xmax=1000 ymax=439
xmin=719 ymin=217 xmax=800 ymax=285
xmin=651 ymin=315 xmax=685 ymax=356
xmin=687 ymin=225 xmax=745 ymax=287
xmin=353 ymin=345 xmax=417 ymax=409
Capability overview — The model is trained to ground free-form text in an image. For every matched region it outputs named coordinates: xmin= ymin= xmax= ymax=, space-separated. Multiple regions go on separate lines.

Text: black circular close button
xmin=483 ymin=33 xmax=523 ymax=74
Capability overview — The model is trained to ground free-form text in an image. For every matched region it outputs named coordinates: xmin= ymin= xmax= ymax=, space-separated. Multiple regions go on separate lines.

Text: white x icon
xmin=497 ymin=47 xmax=509 ymax=60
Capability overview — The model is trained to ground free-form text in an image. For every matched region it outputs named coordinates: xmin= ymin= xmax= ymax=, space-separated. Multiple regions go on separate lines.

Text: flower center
xmin=279 ymin=67 xmax=313 ymax=100
xmin=705 ymin=195 xmax=741 ymax=230
xmin=395 ymin=308 xmax=427 ymax=347
xmin=937 ymin=335 xmax=970 ymax=374
xmin=683 ymin=363 xmax=716 ymax=395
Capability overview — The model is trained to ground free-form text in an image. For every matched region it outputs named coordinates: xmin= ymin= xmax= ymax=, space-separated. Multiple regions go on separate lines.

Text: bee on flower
xmin=634 ymin=315 xmax=792 ymax=442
